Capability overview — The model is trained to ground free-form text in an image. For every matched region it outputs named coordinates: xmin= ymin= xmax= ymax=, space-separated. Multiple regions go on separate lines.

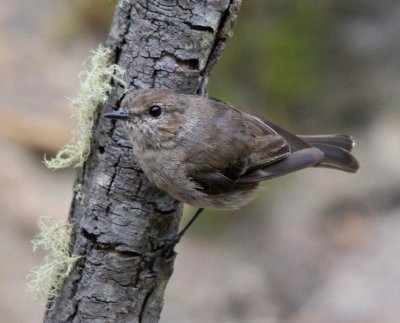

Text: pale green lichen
xmin=27 ymin=217 xmax=81 ymax=300
xmin=44 ymin=44 xmax=127 ymax=169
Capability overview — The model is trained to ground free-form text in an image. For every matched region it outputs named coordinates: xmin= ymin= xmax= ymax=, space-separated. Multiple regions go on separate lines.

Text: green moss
xmin=27 ymin=218 xmax=81 ymax=300
xmin=44 ymin=44 xmax=127 ymax=169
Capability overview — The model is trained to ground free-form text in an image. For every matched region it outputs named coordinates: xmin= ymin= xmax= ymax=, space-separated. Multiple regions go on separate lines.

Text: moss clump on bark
xmin=45 ymin=44 xmax=127 ymax=169
xmin=28 ymin=218 xmax=81 ymax=300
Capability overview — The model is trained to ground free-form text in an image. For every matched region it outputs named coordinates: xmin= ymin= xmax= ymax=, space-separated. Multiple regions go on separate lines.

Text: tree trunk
xmin=43 ymin=0 xmax=241 ymax=322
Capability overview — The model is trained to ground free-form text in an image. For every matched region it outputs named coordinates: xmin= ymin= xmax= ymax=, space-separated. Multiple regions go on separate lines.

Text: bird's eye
xmin=148 ymin=105 xmax=162 ymax=118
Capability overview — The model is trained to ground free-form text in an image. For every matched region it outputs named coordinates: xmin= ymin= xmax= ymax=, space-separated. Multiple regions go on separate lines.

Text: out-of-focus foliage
xmin=210 ymin=0 xmax=331 ymax=125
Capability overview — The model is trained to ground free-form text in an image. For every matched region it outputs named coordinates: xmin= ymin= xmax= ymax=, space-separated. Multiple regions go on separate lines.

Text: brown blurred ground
xmin=1 ymin=1 xmax=400 ymax=322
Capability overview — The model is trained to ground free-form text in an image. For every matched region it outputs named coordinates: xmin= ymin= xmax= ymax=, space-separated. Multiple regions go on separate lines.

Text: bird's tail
xmin=298 ymin=134 xmax=360 ymax=173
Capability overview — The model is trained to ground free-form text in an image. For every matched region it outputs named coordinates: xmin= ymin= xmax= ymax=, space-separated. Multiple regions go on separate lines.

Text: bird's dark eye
xmin=148 ymin=105 xmax=162 ymax=118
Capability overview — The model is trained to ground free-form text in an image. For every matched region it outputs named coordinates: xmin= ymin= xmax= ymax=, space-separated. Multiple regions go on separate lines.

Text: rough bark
xmin=43 ymin=0 xmax=241 ymax=322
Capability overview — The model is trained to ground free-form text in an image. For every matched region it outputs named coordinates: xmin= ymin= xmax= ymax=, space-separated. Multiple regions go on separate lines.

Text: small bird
xmin=104 ymin=89 xmax=359 ymax=232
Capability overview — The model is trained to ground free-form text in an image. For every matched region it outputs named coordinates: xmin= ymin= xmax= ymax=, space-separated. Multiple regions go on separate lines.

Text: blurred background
xmin=1 ymin=0 xmax=400 ymax=322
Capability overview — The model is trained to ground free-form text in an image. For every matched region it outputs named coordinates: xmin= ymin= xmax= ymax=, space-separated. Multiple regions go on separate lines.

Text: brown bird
xmin=104 ymin=89 xmax=359 ymax=234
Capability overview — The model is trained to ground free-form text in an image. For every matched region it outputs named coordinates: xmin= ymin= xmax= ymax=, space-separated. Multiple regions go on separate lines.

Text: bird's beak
xmin=103 ymin=108 xmax=129 ymax=120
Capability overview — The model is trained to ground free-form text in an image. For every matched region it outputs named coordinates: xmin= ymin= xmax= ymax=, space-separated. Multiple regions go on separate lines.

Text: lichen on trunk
xmin=44 ymin=45 xmax=127 ymax=169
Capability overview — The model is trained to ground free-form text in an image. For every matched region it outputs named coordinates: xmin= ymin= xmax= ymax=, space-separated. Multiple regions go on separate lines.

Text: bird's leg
xmin=146 ymin=208 xmax=205 ymax=259
xmin=177 ymin=208 xmax=204 ymax=240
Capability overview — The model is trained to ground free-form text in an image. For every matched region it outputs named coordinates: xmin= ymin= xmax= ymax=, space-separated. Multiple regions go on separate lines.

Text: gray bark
xmin=43 ymin=0 xmax=241 ymax=322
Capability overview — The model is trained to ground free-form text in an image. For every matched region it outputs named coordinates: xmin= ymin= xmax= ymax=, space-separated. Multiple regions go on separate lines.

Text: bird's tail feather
xmin=299 ymin=134 xmax=359 ymax=173
xmin=298 ymin=134 xmax=354 ymax=151
xmin=241 ymin=118 xmax=360 ymax=183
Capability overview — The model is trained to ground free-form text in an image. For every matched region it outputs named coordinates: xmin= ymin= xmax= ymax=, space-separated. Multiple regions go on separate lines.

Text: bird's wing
xmin=240 ymin=113 xmax=291 ymax=170
xmin=237 ymin=117 xmax=325 ymax=183
xmin=183 ymin=102 xmax=293 ymax=193
xmin=238 ymin=147 xmax=324 ymax=182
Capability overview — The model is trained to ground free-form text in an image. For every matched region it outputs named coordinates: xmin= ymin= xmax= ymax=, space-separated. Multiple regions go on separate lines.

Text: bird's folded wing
xmin=238 ymin=147 xmax=324 ymax=183
xmin=186 ymin=111 xmax=293 ymax=193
